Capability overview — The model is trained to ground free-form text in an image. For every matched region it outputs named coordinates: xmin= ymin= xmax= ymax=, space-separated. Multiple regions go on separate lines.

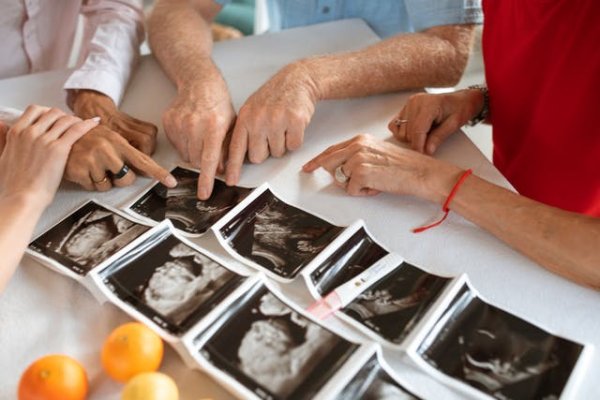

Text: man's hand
xmin=64 ymin=124 xmax=176 ymax=191
xmin=162 ymin=77 xmax=236 ymax=200
xmin=226 ymin=63 xmax=320 ymax=186
xmin=388 ymin=90 xmax=484 ymax=155
xmin=71 ymin=89 xmax=158 ymax=154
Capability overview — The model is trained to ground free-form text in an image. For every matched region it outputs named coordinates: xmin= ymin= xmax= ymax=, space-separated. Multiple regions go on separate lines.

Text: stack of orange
xmin=18 ymin=322 xmax=179 ymax=400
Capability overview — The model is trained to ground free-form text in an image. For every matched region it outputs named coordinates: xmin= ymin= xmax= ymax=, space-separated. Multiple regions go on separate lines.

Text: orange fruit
xmin=101 ymin=322 xmax=164 ymax=382
xmin=121 ymin=372 xmax=179 ymax=400
xmin=18 ymin=354 xmax=88 ymax=400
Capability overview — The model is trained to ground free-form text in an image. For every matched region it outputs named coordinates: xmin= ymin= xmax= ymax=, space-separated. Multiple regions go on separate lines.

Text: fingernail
xmin=164 ymin=175 xmax=177 ymax=187
xmin=91 ymin=116 xmax=101 ymax=123
xmin=198 ymin=188 xmax=209 ymax=199
xmin=225 ymin=173 xmax=235 ymax=185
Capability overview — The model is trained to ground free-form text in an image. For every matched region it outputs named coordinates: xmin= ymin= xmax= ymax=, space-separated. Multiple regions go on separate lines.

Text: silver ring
xmin=394 ymin=118 xmax=408 ymax=127
xmin=334 ymin=165 xmax=349 ymax=184
xmin=111 ymin=164 xmax=130 ymax=180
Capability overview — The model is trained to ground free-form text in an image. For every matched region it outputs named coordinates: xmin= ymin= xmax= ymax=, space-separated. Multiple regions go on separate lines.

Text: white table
xmin=0 ymin=20 xmax=598 ymax=400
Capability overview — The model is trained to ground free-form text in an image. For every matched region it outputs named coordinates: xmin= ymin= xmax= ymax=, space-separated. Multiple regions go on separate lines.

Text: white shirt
xmin=0 ymin=0 xmax=144 ymax=105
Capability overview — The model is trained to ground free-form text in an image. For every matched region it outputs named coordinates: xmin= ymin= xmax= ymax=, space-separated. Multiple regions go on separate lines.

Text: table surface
xmin=0 ymin=19 xmax=598 ymax=400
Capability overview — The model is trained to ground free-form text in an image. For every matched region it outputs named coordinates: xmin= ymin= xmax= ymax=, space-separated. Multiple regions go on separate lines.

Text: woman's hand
xmin=303 ymin=134 xmax=462 ymax=204
xmin=0 ymin=105 xmax=99 ymax=207
xmin=388 ymin=89 xmax=484 ymax=155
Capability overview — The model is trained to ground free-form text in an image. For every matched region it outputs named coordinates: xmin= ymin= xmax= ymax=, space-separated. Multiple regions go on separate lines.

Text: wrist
xmin=71 ymin=89 xmax=115 ymax=119
xmin=422 ymin=161 xmax=464 ymax=205
xmin=289 ymin=59 xmax=324 ymax=103
xmin=464 ymin=85 xmax=489 ymax=125
xmin=0 ymin=191 xmax=50 ymax=216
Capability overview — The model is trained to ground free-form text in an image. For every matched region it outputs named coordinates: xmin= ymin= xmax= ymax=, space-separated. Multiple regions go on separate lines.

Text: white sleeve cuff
xmin=63 ymin=68 xmax=126 ymax=106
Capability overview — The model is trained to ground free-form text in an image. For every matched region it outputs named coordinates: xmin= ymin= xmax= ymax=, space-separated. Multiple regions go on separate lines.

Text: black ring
xmin=111 ymin=164 xmax=130 ymax=180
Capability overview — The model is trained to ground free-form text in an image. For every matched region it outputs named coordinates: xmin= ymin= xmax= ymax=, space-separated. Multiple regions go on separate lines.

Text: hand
xmin=64 ymin=124 xmax=177 ymax=191
xmin=226 ymin=62 xmax=319 ymax=185
xmin=162 ymin=79 xmax=236 ymax=200
xmin=303 ymin=134 xmax=462 ymax=204
xmin=388 ymin=90 xmax=484 ymax=155
xmin=71 ymin=89 xmax=158 ymax=154
xmin=0 ymin=105 xmax=99 ymax=207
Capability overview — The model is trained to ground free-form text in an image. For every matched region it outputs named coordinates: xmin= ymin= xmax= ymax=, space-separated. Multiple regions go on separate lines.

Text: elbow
xmin=437 ymin=46 xmax=470 ymax=87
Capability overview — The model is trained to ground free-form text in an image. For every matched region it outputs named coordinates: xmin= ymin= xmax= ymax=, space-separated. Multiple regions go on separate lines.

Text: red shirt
xmin=482 ymin=0 xmax=600 ymax=216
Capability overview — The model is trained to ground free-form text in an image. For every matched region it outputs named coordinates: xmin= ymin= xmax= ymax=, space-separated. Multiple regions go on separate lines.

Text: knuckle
xmin=355 ymin=133 xmax=372 ymax=144
xmin=22 ymin=126 xmax=37 ymax=139
xmin=25 ymin=104 xmax=42 ymax=114
xmin=354 ymin=152 xmax=369 ymax=164
xmin=95 ymin=139 xmax=114 ymax=155
xmin=49 ymin=107 xmax=65 ymax=117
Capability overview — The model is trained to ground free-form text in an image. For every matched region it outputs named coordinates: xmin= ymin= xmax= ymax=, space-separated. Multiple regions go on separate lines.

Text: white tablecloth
xmin=0 ymin=19 xmax=598 ymax=400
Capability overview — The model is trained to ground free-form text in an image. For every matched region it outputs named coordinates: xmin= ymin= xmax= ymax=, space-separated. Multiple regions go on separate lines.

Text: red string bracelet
xmin=412 ymin=168 xmax=473 ymax=234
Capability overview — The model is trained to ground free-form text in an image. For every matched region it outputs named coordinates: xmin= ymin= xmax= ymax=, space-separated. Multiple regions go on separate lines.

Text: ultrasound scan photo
xmin=218 ymin=189 xmax=343 ymax=279
xmin=309 ymin=227 xmax=388 ymax=295
xmin=104 ymin=234 xmax=244 ymax=335
xmin=198 ymin=284 xmax=359 ymax=399
xmin=417 ymin=285 xmax=584 ymax=400
xmin=29 ymin=201 xmax=150 ymax=275
xmin=336 ymin=355 xmax=420 ymax=400
xmin=343 ymin=263 xmax=451 ymax=344
xmin=130 ymin=167 xmax=252 ymax=235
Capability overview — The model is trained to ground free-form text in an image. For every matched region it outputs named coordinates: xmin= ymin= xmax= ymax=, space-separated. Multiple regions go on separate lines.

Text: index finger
xmin=197 ymin=131 xmax=225 ymax=200
xmin=408 ymin=105 xmax=437 ymax=153
xmin=120 ymin=143 xmax=177 ymax=188
xmin=225 ymin=121 xmax=248 ymax=186
xmin=302 ymin=136 xmax=356 ymax=172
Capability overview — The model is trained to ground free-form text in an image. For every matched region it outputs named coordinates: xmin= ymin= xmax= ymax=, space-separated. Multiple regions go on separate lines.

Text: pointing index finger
xmin=120 ymin=143 xmax=177 ymax=188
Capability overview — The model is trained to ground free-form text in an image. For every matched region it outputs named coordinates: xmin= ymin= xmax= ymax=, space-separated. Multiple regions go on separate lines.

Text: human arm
xmin=0 ymin=106 xmax=100 ymax=292
xmin=303 ymin=134 xmax=600 ymax=289
xmin=224 ymin=24 xmax=476 ymax=185
xmin=148 ymin=0 xmax=235 ymax=199
xmin=63 ymin=1 xmax=175 ymax=191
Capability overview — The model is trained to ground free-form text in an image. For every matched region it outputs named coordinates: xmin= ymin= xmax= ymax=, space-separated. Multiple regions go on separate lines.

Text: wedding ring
xmin=394 ymin=118 xmax=409 ymax=127
xmin=111 ymin=164 xmax=130 ymax=180
xmin=334 ymin=165 xmax=349 ymax=184
xmin=92 ymin=176 xmax=109 ymax=185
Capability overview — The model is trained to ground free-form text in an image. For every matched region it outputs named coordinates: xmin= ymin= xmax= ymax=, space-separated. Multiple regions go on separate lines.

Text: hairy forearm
xmin=0 ymin=194 xmax=46 ymax=292
xmin=446 ymin=175 xmax=600 ymax=289
xmin=299 ymin=24 xmax=475 ymax=100
xmin=148 ymin=0 xmax=223 ymax=91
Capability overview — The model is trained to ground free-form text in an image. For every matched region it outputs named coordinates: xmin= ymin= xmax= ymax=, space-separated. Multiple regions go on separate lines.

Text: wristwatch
xmin=467 ymin=84 xmax=489 ymax=126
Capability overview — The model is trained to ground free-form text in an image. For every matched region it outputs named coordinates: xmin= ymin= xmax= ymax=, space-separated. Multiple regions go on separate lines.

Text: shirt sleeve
xmin=63 ymin=0 xmax=145 ymax=106
xmin=405 ymin=0 xmax=483 ymax=32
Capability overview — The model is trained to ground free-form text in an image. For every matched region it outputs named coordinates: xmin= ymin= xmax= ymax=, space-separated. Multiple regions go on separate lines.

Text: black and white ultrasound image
xmin=130 ymin=167 xmax=252 ymax=235
xmin=309 ymin=227 xmax=388 ymax=295
xmin=199 ymin=283 xmax=358 ymax=400
xmin=336 ymin=355 xmax=420 ymax=400
xmin=342 ymin=263 xmax=450 ymax=345
xmin=417 ymin=285 xmax=583 ymax=400
xmin=218 ymin=189 xmax=343 ymax=279
xmin=104 ymin=234 xmax=244 ymax=335
xmin=29 ymin=201 xmax=149 ymax=275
